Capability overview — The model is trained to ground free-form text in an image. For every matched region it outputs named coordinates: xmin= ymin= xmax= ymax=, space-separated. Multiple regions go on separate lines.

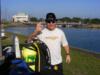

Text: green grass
xmin=2 ymin=32 xmax=100 ymax=75
xmin=62 ymin=48 xmax=100 ymax=75
xmin=2 ymin=32 xmax=27 ymax=46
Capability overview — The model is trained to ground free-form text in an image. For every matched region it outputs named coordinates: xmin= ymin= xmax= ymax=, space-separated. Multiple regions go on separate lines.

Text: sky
xmin=1 ymin=0 xmax=100 ymax=20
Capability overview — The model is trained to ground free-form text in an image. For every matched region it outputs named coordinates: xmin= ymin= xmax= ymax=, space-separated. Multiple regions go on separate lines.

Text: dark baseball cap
xmin=45 ymin=13 xmax=57 ymax=22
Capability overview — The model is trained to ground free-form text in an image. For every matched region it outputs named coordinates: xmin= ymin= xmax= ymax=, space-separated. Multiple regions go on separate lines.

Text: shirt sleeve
xmin=61 ymin=31 xmax=68 ymax=46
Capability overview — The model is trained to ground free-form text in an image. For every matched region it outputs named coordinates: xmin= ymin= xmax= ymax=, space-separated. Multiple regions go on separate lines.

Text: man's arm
xmin=63 ymin=45 xmax=71 ymax=64
xmin=27 ymin=22 xmax=42 ymax=42
xmin=27 ymin=31 xmax=39 ymax=42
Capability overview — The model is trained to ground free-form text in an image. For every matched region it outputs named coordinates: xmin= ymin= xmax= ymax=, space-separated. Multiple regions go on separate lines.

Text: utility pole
xmin=0 ymin=0 xmax=5 ymax=64
xmin=0 ymin=0 xmax=2 ymax=57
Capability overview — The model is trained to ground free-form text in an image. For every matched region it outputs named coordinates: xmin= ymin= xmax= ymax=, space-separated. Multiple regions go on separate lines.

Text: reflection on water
xmin=6 ymin=27 xmax=100 ymax=53
xmin=62 ymin=28 xmax=100 ymax=53
xmin=6 ymin=27 xmax=35 ymax=36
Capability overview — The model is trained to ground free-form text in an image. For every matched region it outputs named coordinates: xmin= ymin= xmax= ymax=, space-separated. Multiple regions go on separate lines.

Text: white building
xmin=12 ymin=13 xmax=29 ymax=22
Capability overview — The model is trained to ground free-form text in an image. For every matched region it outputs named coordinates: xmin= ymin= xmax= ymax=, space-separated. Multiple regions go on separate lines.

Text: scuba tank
xmin=14 ymin=35 xmax=21 ymax=59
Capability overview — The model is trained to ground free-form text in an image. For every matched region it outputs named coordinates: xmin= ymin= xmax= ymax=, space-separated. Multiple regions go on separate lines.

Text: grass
xmin=62 ymin=48 xmax=100 ymax=75
xmin=1 ymin=32 xmax=100 ymax=75
xmin=1 ymin=32 xmax=27 ymax=46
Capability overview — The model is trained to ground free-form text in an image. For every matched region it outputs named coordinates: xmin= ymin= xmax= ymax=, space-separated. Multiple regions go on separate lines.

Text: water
xmin=62 ymin=28 xmax=100 ymax=53
xmin=5 ymin=27 xmax=100 ymax=53
xmin=5 ymin=26 xmax=35 ymax=36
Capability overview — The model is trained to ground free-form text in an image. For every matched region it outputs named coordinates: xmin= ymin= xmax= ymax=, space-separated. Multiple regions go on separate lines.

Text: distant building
xmin=12 ymin=13 xmax=29 ymax=22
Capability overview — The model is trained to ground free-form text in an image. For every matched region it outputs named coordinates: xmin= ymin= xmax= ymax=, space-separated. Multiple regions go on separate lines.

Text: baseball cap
xmin=45 ymin=13 xmax=57 ymax=23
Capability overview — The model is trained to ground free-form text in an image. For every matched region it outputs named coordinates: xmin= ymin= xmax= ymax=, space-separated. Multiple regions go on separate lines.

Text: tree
xmin=30 ymin=17 xmax=38 ymax=22
xmin=38 ymin=18 xmax=45 ymax=22
xmin=59 ymin=17 xmax=71 ymax=22
xmin=82 ymin=18 xmax=91 ymax=24
xmin=90 ymin=18 xmax=100 ymax=24
xmin=72 ymin=17 xmax=82 ymax=23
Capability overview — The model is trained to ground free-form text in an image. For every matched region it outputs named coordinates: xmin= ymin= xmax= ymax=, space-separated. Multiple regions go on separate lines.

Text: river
xmin=5 ymin=26 xmax=100 ymax=54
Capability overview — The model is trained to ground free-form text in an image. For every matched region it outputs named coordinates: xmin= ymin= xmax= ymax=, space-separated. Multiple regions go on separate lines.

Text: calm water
xmin=5 ymin=26 xmax=100 ymax=53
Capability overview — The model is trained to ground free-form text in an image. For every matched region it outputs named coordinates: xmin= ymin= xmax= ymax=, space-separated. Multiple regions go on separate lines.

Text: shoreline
xmin=3 ymin=23 xmax=100 ymax=29
xmin=70 ymin=46 xmax=100 ymax=59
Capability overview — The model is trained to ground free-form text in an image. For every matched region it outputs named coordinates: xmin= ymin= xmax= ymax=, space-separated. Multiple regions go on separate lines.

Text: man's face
xmin=47 ymin=21 xmax=56 ymax=30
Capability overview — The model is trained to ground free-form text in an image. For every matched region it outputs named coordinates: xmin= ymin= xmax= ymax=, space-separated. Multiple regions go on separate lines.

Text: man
xmin=27 ymin=13 xmax=71 ymax=75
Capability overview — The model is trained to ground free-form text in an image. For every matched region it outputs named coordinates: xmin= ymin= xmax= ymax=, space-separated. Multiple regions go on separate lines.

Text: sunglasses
xmin=46 ymin=20 xmax=56 ymax=23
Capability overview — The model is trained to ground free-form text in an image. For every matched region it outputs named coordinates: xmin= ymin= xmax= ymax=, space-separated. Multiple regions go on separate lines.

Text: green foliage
xmin=2 ymin=20 xmax=10 ymax=25
xmin=82 ymin=18 xmax=90 ymax=24
xmin=72 ymin=17 xmax=82 ymax=23
xmin=90 ymin=18 xmax=100 ymax=24
xmin=58 ymin=17 xmax=100 ymax=24
xmin=30 ymin=17 xmax=38 ymax=22
xmin=59 ymin=17 xmax=72 ymax=22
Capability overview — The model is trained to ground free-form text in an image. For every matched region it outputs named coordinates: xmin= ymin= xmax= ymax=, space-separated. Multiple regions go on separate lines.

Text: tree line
xmin=30 ymin=17 xmax=100 ymax=24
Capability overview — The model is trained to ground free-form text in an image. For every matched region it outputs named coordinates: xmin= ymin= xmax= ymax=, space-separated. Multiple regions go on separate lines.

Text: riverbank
xmin=3 ymin=23 xmax=35 ymax=28
xmin=86 ymin=24 xmax=100 ymax=29
xmin=1 ymin=32 xmax=100 ymax=75
xmin=3 ymin=23 xmax=100 ymax=29
xmin=70 ymin=46 xmax=100 ymax=58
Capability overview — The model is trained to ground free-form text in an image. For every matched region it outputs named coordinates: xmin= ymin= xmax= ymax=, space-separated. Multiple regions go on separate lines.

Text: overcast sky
xmin=1 ymin=0 xmax=100 ymax=20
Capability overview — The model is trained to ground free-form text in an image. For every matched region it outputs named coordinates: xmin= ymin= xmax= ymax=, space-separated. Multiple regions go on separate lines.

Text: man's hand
xmin=63 ymin=45 xmax=71 ymax=64
xmin=66 ymin=55 xmax=71 ymax=64
xmin=35 ymin=22 xmax=43 ymax=33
